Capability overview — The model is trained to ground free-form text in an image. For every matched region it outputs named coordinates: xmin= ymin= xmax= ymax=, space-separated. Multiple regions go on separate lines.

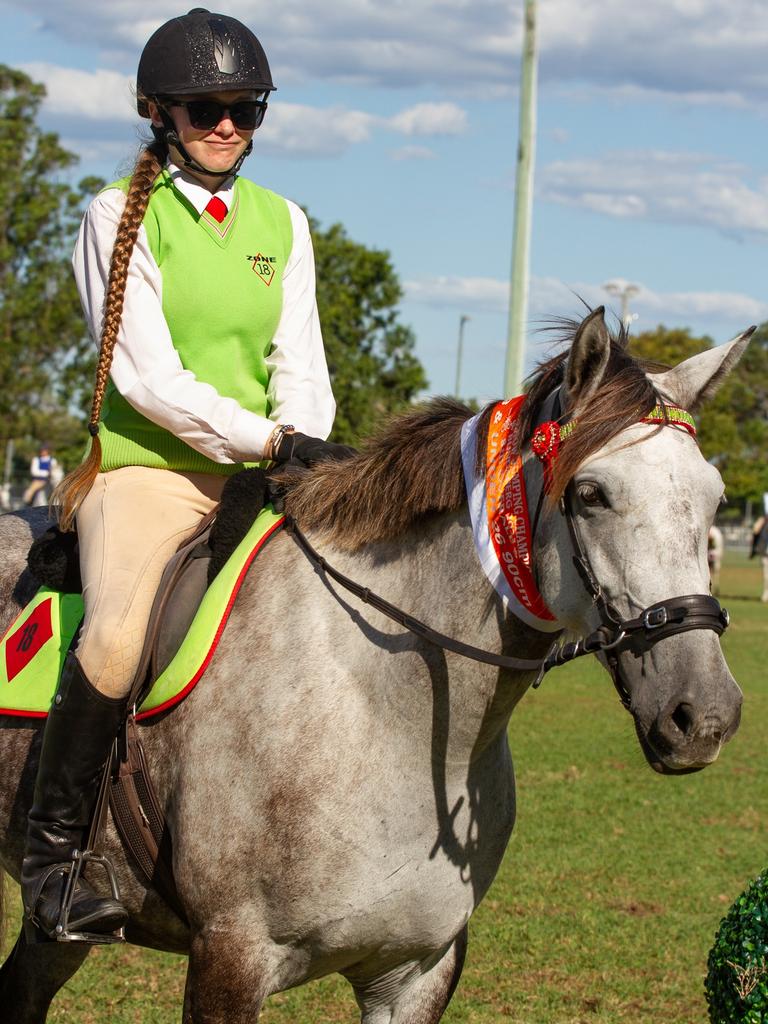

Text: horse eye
xmin=719 ymin=493 xmax=728 ymax=507
xmin=577 ymin=482 xmax=606 ymax=507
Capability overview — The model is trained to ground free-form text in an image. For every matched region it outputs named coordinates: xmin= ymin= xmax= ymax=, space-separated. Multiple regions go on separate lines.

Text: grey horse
xmin=0 ymin=309 xmax=752 ymax=1022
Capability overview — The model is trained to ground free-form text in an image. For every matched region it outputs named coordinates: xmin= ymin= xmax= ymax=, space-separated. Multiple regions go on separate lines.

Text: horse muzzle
xmin=614 ymin=638 xmax=743 ymax=774
xmin=637 ymin=694 xmax=742 ymax=774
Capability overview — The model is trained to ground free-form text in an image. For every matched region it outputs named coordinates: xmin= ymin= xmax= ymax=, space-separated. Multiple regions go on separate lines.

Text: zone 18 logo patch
xmin=247 ymin=252 xmax=277 ymax=286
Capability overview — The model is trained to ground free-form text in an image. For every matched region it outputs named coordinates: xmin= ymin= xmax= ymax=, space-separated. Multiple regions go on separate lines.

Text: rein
xmin=286 ymin=394 xmax=730 ymax=703
xmin=285 ymin=517 xmax=545 ymax=673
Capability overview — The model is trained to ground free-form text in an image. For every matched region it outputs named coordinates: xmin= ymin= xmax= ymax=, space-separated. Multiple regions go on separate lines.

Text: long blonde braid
xmin=54 ymin=141 xmax=167 ymax=531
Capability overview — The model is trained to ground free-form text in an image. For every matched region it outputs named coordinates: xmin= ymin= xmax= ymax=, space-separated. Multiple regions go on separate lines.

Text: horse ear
xmin=563 ymin=306 xmax=612 ymax=413
xmin=653 ymin=327 xmax=756 ymax=411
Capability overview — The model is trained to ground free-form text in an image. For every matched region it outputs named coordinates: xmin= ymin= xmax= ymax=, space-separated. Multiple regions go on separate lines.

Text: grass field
xmin=2 ymin=552 xmax=766 ymax=1023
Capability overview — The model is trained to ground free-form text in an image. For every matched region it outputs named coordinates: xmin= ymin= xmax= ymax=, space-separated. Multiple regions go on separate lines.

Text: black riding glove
xmin=273 ymin=431 xmax=356 ymax=468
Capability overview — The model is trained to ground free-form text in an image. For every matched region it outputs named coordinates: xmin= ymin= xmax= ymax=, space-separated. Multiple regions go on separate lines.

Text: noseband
xmin=287 ymin=392 xmax=730 ymax=706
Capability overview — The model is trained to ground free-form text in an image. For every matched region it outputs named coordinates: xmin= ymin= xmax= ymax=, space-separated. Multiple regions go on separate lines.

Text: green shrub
xmin=706 ymin=872 xmax=768 ymax=1023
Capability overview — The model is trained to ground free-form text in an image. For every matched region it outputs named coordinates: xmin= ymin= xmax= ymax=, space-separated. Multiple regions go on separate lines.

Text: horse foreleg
xmin=182 ymin=928 xmax=267 ymax=1024
xmin=0 ymin=929 xmax=92 ymax=1023
xmin=353 ymin=927 xmax=468 ymax=1024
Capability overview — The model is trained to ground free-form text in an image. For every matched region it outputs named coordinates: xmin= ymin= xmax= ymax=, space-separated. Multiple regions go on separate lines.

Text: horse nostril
xmin=671 ymin=702 xmax=695 ymax=736
xmin=669 ymin=707 xmax=723 ymax=743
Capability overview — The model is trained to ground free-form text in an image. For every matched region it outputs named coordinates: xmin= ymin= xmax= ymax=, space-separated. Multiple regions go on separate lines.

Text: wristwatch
xmin=266 ymin=423 xmax=295 ymax=461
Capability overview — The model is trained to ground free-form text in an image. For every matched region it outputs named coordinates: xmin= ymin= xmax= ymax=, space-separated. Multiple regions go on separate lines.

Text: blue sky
xmin=2 ymin=0 xmax=766 ymax=402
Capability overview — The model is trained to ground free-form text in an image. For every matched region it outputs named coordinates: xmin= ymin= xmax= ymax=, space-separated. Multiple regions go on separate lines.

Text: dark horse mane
xmin=282 ymin=319 xmax=666 ymax=551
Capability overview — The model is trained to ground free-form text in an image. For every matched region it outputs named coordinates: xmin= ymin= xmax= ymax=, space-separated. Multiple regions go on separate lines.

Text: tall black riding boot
xmin=21 ymin=655 xmax=128 ymax=940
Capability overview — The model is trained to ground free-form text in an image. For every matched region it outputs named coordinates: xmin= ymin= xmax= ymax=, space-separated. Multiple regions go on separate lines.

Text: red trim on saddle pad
xmin=136 ymin=516 xmax=285 ymax=721
xmin=1 ymin=707 xmax=48 ymax=719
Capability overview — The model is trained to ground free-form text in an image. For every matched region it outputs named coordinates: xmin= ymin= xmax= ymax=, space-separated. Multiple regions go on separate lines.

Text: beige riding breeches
xmin=75 ymin=467 xmax=226 ymax=699
xmin=23 ymin=479 xmax=47 ymax=505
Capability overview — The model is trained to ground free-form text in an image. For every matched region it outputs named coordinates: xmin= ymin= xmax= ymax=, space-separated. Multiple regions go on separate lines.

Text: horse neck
xmin=318 ymin=509 xmax=553 ymax=761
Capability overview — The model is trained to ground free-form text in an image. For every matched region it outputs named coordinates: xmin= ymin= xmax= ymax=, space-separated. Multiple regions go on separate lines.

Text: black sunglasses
xmin=165 ymin=98 xmax=267 ymax=131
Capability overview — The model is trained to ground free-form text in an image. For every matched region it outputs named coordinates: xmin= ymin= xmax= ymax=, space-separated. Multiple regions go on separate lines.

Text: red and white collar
xmin=167 ymin=161 xmax=235 ymax=217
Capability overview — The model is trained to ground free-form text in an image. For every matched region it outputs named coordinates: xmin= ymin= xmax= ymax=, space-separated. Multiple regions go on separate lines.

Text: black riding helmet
xmin=137 ymin=8 xmax=275 ymax=177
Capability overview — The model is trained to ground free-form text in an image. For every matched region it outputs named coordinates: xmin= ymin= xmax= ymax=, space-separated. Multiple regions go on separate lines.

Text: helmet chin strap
xmin=152 ymin=118 xmax=253 ymax=180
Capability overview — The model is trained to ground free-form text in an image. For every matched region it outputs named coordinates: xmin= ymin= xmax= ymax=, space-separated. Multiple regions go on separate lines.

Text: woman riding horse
xmin=21 ymin=8 xmax=351 ymax=942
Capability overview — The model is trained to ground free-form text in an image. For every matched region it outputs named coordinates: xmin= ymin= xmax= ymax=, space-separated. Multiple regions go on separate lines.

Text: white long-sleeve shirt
xmin=72 ymin=164 xmax=335 ymax=464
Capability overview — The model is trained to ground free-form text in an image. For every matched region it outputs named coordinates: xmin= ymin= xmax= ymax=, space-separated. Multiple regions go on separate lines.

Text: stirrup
xmin=25 ymin=849 xmax=126 ymax=945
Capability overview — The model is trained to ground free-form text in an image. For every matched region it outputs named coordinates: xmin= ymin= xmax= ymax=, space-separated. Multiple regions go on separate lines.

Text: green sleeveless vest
xmin=98 ymin=170 xmax=293 ymax=474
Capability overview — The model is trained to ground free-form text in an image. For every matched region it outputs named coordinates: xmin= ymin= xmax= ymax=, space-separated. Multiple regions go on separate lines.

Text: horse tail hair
xmin=53 ymin=138 xmax=168 ymax=532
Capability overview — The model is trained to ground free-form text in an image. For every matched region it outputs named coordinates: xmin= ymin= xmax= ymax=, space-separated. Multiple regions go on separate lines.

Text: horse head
xmin=535 ymin=308 xmax=753 ymax=775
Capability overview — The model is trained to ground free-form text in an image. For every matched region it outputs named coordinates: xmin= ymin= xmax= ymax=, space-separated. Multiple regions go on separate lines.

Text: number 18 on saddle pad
xmin=0 ymin=589 xmax=83 ymax=716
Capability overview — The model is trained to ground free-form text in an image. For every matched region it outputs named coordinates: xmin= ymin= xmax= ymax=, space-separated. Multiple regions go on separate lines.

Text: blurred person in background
xmin=750 ymin=515 xmax=768 ymax=603
xmin=707 ymin=524 xmax=723 ymax=596
xmin=23 ymin=445 xmax=58 ymax=507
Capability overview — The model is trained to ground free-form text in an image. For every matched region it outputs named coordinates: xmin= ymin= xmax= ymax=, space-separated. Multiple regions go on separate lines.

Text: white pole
xmin=1 ymin=439 xmax=14 ymax=511
xmin=454 ymin=315 xmax=470 ymax=397
xmin=504 ymin=0 xmax=538 ymax=398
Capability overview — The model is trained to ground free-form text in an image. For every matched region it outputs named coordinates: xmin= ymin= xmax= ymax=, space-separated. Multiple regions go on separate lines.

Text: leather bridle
xmin=529 ymin=388 xmax=730 ymax=708
xmin=542 ymin=483 xmax=729 ymax=708
xmin=287 ymin=391 xmax=730 ymax=705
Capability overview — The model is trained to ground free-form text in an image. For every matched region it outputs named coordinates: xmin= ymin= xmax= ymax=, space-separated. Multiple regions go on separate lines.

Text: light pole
xmin=504 ymin=0 xmax=538 ymax=397
xmin=454 ymin=314 xmax=470 ymax=398
xmin=603 ymin=279 xmax=640 ymax=330
xmin=0 ymin=439 xmax=13 ymax=511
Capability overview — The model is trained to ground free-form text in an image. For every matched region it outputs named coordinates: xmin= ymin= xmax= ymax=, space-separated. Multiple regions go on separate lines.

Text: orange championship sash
xmin=461 ymin=397 xmax=697 ymax=632
xmin=461 ymin=397 xmax=560 ymax=632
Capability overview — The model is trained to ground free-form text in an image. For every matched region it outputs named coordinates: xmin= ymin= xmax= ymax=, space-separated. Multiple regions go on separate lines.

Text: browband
xmin=530 ymin=404 xmax=696 ymax=487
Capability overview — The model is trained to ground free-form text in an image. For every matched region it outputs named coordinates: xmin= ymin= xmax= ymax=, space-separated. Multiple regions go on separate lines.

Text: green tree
xmin=0 ymin=65 xmax=101 ymax=466
xmin=630 ymin=324 xmax=768 ymax=510
xmin=310 ymin=218 xmax=427 ymax=445
xmin=629 ymin=324 xmax=708 ymax=368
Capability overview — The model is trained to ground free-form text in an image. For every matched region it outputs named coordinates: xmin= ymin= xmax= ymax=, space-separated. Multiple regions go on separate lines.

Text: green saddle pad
xmin=0 ymin=508 xmax=284 ymax=719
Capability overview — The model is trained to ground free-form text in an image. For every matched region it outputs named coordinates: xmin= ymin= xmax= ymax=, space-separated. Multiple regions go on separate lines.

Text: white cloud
xmin=539 ymin=150 xmax=768 ymax=239
xmin=547 ymin=127 xmax=571 ymax=145
xmin=21 ymin=62 xmax=137 ymax=122
xmin=406 ymin=275 xmax=510 ymax=313
xmin=259 ymin=103 xmax=375 ymax=157
xmin=387 ymin=102 xmax=467 ymax=137
xmin=404 ymin=273 xmax=768 ymax=329
xmin=567 ymin=83 xmax=753 ymax=111
xmin=630 ymin=285 xmax=768 ymax=324
xmin=13 ymin=1 xmax=768 ymax=104
xmin=232 ymin=100 xmax=468 ymax=157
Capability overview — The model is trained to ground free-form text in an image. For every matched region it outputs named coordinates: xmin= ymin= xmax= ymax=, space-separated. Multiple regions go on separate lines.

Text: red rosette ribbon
xmin=530 ymin=420 xmax=560 ymax=492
